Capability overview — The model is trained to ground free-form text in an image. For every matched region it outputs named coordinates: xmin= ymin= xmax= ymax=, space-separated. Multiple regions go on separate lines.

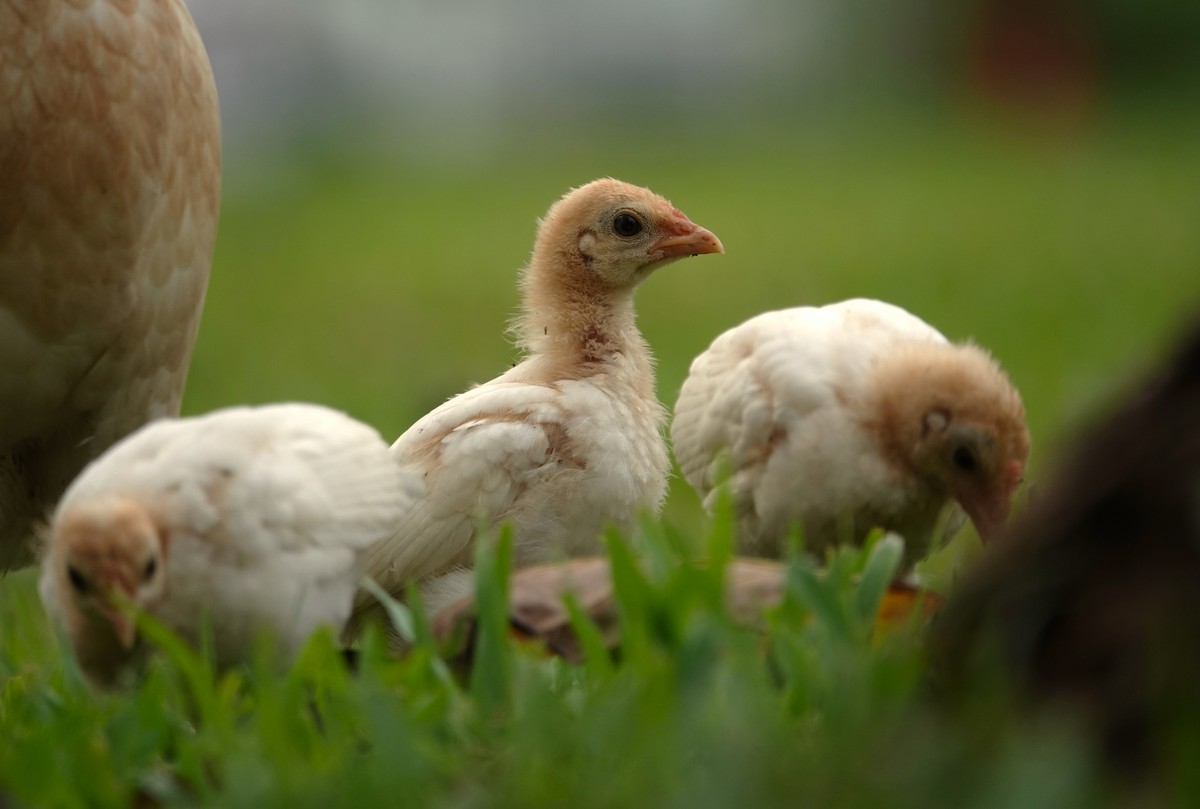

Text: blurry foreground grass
xmin=0 ymin=517 xmax=1123 ymax=809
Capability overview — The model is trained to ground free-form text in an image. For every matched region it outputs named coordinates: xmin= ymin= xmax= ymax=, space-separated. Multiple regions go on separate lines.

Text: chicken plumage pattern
xmin=0 ymin=0 xmax=221 ymax=570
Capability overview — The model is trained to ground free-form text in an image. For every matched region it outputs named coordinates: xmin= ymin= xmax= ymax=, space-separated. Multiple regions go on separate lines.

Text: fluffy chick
xmin=672 ymin=299 xmax=1030 ymax=566
xmin=39 ymin=404 xmax=421 ymax=688
xmin=0 ymin=0 xmax=222 ymax=570
xmin=352 ymin=179 xmax=723 ymax=633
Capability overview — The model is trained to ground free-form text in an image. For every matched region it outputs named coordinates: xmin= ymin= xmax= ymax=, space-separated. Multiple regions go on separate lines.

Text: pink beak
xmin=963 ymin=460 xmax=1025 ymax=543
xmin=964 ymin=496 xmax=1011 ymax=544
xmin=650 ymin=219 xmax=724 ymax=261
xmin=97 ymin=575 xmax=139 ymax=649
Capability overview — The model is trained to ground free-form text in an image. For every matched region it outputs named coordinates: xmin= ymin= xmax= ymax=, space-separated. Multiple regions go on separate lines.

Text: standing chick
xmin=672 ymin=299 xmax=1030 ymax=566
xmin=354 ymin=179 xmax=723 ymax=629
xmin=39 ymin=404 xmax=421 ymax=688
xmin=0 ymin=0 xmax=222 ymax=570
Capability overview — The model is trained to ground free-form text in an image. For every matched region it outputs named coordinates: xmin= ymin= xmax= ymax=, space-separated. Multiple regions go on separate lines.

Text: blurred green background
xmin=183 ymin=0 xmax=1200 ymax=537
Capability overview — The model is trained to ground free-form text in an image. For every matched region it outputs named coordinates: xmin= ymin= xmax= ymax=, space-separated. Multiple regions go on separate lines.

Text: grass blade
xmin=359 ymin=577 xmax=415 ymax=646
xmin=470 ymin=526 xmax=514 ymax=714
xmin=854 ymin=532 xmax=905 ymax=625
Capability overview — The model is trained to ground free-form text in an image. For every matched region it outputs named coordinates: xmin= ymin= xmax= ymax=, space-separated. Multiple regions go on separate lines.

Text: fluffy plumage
xmin=672 ymin=299 xmax=1030 ymax=565
xmin=352 ymin=179 xmax=723 ymax=632
xmin=38 ymin=404 xmax=422 ymax=688
xmin=0 ymin=0 xmax=221 ymax=570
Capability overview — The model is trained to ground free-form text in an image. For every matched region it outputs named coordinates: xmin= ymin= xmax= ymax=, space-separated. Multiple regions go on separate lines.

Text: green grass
xmin=1 ymin=518 xmax=1113 ymax=809
xmin=3 ymin=106 xmax=1199 ymax=805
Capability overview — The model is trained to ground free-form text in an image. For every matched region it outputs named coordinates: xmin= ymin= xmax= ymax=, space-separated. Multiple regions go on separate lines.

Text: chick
xmin=672 ymin=299 xmax=1030 ymax=566
xmin=0 ymin=0 xmax=221 ymax=570
xmin=352 ymin=179 xmax=723 ymax=633
xmin=39 ymin=404 xmax=421 ymax=688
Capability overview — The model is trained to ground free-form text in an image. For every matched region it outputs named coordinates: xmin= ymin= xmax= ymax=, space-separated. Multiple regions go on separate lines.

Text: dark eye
xmin=143 ymin=557 xmax=157 ymax=580
xmin=612 ymin=212 xmax=643 ymax=238
xmin=952 ymin=445 xmax=977 ymax=473
xmin=67 ymin=565 xmax=89 ymax=594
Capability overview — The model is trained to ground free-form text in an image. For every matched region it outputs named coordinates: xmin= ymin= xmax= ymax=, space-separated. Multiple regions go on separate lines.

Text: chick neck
xmin=512 ymin=256 xmax=653 ymax=387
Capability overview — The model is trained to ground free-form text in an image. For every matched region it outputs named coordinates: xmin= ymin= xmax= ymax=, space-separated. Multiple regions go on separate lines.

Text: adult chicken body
xmin=672 ymin=299 xmax=1030 ymax=566
xmin=353 ymin=179 xmax=723 ymax=631
xmin=0 ymin=0 xmax=221 ymax=570
xmin=39 ymin=404 xmax=422 ymax=689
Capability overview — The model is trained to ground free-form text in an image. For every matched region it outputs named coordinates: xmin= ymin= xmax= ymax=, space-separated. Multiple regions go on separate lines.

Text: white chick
xmin=38 ymin=404 xmax=421 ymax=688
xmin=671 ymin=299 xmax=1030 ymax=566
xmin=0 ymin=0 xmax=221 ymax=569
xmin=353 ymin=178 xmax=723 ymax=630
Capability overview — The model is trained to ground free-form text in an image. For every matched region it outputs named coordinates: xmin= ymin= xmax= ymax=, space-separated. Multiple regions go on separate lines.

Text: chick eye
xmin=952 ymin=445 xmax=977 ymax=473
xmin=143 ymin=557 xmax=157 ymax=580
xmin=612 ymin=212 xmax=643 ymax=238
xmin=67 ymin=565 xmax=89 ymax=594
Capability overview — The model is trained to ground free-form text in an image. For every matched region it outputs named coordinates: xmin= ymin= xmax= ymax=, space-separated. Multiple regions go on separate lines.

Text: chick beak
xmin=962 ymin=463 xmax=1024 ymax=544
xmin=98 ymin=602 xmax=136 ymax=649
xmin=964 ymin=497 xmax=1010 ymax=544
xmin=98 ymin=580 xmax=138 ymax=649
xmin=650 ymin=218 xmax=724 ymax=260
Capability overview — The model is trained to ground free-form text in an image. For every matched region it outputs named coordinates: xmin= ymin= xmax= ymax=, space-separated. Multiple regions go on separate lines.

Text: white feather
xmin=360 ymin=361 xmax=669 ymax=619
